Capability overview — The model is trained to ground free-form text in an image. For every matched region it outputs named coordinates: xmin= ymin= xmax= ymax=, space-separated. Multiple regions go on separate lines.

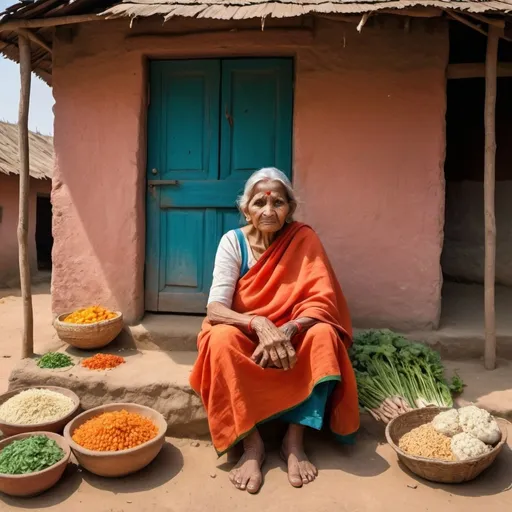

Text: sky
xmin=0 ymin=0 xmax=55 ymax=135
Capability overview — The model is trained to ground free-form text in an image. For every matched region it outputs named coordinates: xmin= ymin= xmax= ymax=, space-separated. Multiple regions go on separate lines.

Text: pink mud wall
xmin=51 ymin=17 xmax=448 ymax=329
xmin=0 ymin=173 xmax=51 ymax=286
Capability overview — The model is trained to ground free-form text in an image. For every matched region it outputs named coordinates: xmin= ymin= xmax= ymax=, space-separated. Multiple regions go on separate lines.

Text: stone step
xmin=124 ymin=314 xmax=203 ymax=352
xmin=6 ymin=350 xmax=512 ymax=441
xmin=8 ymin=349 xmax=208 ymax=438
xmin=124 ymin=313 xmax=512 ymax=361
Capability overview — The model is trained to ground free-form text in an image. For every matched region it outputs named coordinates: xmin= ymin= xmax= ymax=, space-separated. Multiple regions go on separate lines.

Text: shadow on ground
xmin=216 ymin=421 xmax=390 ymax=480
xmin=399 ymin=443 xmax=512 ymax=497
xmin=1 ymin=462 xmax=82 ymax=509
xmin=81 ymin=441 xmax=184 ymax=493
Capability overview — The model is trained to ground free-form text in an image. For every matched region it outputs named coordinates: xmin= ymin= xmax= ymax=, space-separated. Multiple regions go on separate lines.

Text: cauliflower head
xmin=458 ymin=405 xmax=501 ymax=445
xmin=451 ymin=432 xmax=491 ymax=461
xmin=431 ymin=409 xmax=462 ymax=437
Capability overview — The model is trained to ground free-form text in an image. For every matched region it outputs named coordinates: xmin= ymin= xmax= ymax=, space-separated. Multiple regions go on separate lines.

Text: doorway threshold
xmin=407 ymin=281 xmax=512 ymax=360
xmin=128 ymin=313 xmax=203 ymax=352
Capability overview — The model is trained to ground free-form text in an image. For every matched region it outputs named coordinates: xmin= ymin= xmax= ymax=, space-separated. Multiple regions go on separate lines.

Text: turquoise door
xmin=146 ymin=58 xmax=293 ymax=313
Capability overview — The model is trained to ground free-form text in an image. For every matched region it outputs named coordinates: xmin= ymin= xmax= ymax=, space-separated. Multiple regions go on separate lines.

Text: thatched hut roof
xmin=1 ymin=0 xmax=512 ymax=85
xmin=0 ymin=121 xmax=53 ymax=180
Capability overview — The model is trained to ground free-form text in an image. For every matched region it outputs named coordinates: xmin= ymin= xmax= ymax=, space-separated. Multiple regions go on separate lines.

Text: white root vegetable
xmin=368 ymin=409 xmax=381 ymax=422
xmin=391 ymin=396 xmax=403 ymax=408
xmin=384 ymin=398 xmax=400 ymax=412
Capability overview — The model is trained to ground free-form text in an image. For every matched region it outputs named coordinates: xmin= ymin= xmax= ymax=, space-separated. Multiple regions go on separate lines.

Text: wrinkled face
xmin=244 ymin=180 xmax=294 ymax=233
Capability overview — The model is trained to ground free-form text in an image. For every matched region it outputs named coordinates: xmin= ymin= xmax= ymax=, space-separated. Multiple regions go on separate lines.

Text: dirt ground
xmin=0 ymin=286 xmax=511 ymax=511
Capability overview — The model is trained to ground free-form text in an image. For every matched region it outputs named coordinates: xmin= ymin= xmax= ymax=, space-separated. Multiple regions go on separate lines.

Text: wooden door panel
xmin=158 ymin=60 xmax=220 ymax=180
xmin=220 ymin=59 xmax=293 ymax=181
xmin=146 ymin=58 xmax=293 ymax=313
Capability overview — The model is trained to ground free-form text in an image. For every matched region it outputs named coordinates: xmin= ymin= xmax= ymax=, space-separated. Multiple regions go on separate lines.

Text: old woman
xmin=190 ymin=168 xmax=359 ymax=493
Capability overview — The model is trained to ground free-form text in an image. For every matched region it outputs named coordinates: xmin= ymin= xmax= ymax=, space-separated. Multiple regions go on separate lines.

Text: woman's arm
xmin=280 ymin=317 xmax=318 ymax=338
xmin=207 ymin=301 xmax=254 ymax=332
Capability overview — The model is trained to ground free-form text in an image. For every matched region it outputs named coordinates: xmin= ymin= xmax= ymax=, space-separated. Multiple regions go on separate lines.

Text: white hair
xmin=237 ymin=167 xmax=297 ymax=219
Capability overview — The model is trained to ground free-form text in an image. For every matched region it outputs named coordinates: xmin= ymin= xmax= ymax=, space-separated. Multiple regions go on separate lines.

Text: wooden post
xmin=17 ymin=34 xmax=34 ymax=358
xmin=484 ymin=26 xmax=499 ymax=370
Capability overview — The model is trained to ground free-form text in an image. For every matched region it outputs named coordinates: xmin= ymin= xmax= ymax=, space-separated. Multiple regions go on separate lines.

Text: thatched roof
xmin=104 ymin=0 xmax=512 ymax=20
xmin=1 ymin=0 xmax=512 ymax=84
xmin=0 ymin=121 xmax=53 ymax=179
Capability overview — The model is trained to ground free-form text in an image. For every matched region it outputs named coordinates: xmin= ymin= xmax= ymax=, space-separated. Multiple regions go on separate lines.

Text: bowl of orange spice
xmin=63 ymin=403 xmax=167 ymax=477
xmin=53 ymin=306 xmax=123 ymax=350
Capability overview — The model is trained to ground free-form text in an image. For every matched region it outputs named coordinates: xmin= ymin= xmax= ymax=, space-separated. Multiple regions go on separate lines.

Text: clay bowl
xmin=53 ymin=311 xmax=123 ymax=350
xmin=0 ymin=432 xmax=71 ymax=497
xmin=386 ymin=407 xmax=508 ymax=484
xmin=0 ymin=386 xmax=81 ymax=438
xmin=64 ymin=403 xmax=167 ymax=477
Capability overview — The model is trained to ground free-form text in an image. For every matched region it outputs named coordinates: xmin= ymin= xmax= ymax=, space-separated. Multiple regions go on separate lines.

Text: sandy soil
xmin=0 ymin=287 xmax=511 ymax=511
xmin=0 ymin=283 xmax=61 ymax=393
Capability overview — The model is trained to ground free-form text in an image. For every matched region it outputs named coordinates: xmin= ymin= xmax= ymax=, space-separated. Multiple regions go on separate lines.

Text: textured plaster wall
xmin=51 ymin=17 xmax=448 ymax=329
xmin=0 ymin=174 xmax=51 ymax=286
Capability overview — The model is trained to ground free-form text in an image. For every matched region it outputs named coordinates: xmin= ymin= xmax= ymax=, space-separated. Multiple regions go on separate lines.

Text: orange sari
xmin=189 ymin=222 xmax=360 ymax=454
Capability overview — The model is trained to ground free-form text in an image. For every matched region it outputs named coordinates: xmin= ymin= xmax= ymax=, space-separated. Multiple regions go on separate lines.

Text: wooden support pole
xmin=17 ymin=34 xmax=34 ymax=358
xmin=484 ymin=26 xmax=499 ymax=370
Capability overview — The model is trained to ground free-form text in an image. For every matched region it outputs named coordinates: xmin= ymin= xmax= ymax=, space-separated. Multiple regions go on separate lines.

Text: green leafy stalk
xmin=350 ymin=329 xmax=464 ymax=413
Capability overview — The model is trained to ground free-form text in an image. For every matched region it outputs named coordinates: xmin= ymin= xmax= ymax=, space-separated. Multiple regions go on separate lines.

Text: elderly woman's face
xmin=245 ymin=180 xmax=292 ymax=233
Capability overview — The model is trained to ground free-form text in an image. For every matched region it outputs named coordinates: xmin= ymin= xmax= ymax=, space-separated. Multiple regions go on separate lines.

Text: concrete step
xmin=6 ymin=349 xmax=512 ymax=441
xmin=123 ymin=313 xmax=512 ymax=361
xmin=124 ymin=314 xmax=203 ymax=352
xmin=405 ymin=328 xmax=512 ymax=360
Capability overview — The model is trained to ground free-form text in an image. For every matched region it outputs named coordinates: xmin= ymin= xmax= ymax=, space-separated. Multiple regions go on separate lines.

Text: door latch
xmin=225 ymin=105 xmax=234 ymax=127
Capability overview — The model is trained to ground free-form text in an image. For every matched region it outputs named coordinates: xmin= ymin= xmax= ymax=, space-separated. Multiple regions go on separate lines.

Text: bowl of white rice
xmin=0 ymin=387 xmax=80 ymax=438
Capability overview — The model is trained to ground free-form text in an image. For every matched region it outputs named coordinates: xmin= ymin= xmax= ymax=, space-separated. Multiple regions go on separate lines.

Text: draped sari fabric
xmin=189 ymin=222 xmax=360 ymax=454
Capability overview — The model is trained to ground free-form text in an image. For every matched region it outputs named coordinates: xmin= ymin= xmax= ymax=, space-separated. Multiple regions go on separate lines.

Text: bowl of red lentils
xmin=63 ymin=403 xmax=167 ymax=477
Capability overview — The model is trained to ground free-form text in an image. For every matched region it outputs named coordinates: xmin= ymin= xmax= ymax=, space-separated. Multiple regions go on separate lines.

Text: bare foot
xmin=229 ymin=430 xmax=265 ymax=494
xmin=281 ymin=425 xmax=318 ymax=488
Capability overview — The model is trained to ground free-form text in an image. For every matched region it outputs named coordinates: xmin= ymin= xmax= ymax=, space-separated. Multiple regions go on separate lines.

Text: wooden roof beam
xmin=445 ymin=10 xmax=512 ymax=42
xmin=0 ymin=13 xmax=106 ymax=32
xmin=17 ymin=28 xmax=52 ymax=53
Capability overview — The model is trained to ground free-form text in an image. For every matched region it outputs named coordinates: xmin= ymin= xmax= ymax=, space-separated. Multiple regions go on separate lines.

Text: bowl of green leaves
xmin=0 ymin=432 xmax=71 ymax=497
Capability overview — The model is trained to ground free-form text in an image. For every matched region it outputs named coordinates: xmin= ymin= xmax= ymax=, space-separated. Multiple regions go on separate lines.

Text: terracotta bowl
xmin=0 ymin=386 xmax=81 ymax=438
xmin=53 ymin=311 xmax=123 ymax=350
xmin=64 ymin=403 xmax=167 ymax=477
xmin=386 ymin=407 xmax=508 ymax=483
xmin=0 ymin=432 xmax=71 ymax=497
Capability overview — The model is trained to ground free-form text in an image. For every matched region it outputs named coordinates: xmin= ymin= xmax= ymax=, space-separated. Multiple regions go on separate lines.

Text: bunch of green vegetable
xmin=37 ymin=352 xmax=74 ymax=369
xmin=349 ymin=329 xmax=465 ymax=423
xmin=0 ymin=435 xmax=64 ymax=475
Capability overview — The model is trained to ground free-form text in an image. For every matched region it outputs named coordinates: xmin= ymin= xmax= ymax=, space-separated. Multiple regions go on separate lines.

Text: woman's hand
xmin=251 ymin=317 xmax=296 ymax=370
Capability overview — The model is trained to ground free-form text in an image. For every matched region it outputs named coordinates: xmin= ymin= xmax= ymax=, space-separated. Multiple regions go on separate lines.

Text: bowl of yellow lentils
xmin=53 ymin=306 xmax=123 ymax=350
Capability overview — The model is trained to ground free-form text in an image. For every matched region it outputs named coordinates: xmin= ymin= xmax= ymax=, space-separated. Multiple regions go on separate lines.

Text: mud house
xmin=0 ymin=121 xmax=53 ymax=286
xmin=1 ymin=1 xmax=511 ymax=349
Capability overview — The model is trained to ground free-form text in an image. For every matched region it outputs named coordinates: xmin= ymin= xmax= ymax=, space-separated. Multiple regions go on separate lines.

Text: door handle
xmin=148 ymin=180 xmax=179 ymax=199
xmin=148 ymin=180 xmax=179 ymax=186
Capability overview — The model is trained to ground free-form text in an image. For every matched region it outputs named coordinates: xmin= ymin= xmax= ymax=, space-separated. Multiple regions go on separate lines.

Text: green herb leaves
xmin=0 ymin=435 xmax=64 ymax=475
xmin=37 ymin=352 xmax=74 ymax=369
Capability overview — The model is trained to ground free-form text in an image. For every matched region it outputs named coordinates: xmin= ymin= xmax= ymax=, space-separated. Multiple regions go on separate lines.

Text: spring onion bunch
xmin=349 ymin=329 xmax=465 ymax=423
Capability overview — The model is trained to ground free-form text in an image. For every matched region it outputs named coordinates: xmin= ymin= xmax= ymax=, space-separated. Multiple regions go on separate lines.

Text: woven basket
xmin=385 ymin=407 xmax=508 ymax=484
xmin=53 ymin=311 xmax=123 ymax=350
